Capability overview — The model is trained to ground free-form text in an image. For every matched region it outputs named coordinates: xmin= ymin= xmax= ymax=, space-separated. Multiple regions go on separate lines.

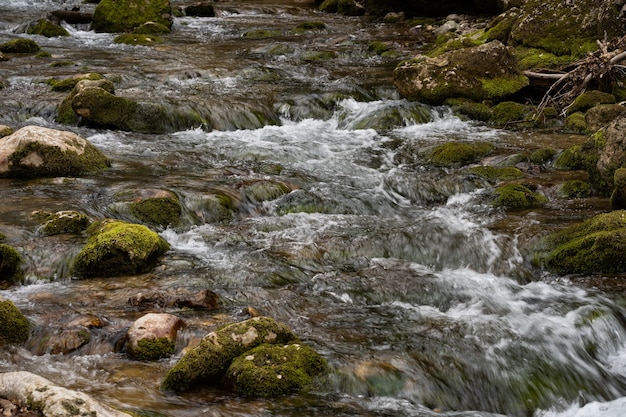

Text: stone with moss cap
xmin=491 ymin=183 xmax=547 ymax=210
xmin=161 ymin=316 xmax=299 ymax=392
xmin=72 ymin=219 xmax=170 ymax=278
xmin=225 ymin=343 xmax=328 ymax=397
xmin=37 ymin=210 xmax=91 ymax=236
xmin=0 ymin=126 xmax=110 ymax=178
xmin=0 ymin=38 xmax=40 ymax=53
xmin=126 ymin=313 xmax=185 ymax=361
xmin=91 ymin=0 xmax=173 ymax=33
xmin=426 ymin=141 xmax=495 ymax=167
xmin=0 ymin=244 xmax=22 ymax=285
xmin=126 ymin=189 xmax=182 ymax=228
xmin=0 ymin=299 xmax=29 ymax=345
xmin=537 ymin=210 xmax=626 ymax=274
xmin=394 ymin=41 xmax=528 ymax=105
xmin=26 ymin=18 xmax=69 ymax=37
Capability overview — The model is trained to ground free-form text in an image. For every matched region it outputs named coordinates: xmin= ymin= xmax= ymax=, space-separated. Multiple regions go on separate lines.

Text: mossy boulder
xmin=161 ymin=316 xmax=299 ymax=392
xmin=133 ymin=21 xmax=172 ymax=35
xmin=509 ymin=0 xmax=624 ymax=57
xmin=0 ymin=244 xmax=23 ymax=284
xmin=57 ymin=78 xmax=115 ymax=125
xmin=529 ymin=148 xmax=558 ymax=164
xmin=564 ymin=112 xmax=587 ymax=134
xmin=426 ymin=141 xmax=495 ymax=167
xmin=490 ymin=101 xmax=530 ymax=126
xmin=568 ymin=91 xmax=616 ymax=115
xmin=560 ymin=180 xmax=591 ymax=199
xmin=393 ymin=40 xmax=528 ymax=105
xmin=128 ymin=189 xmax=182 ymax=227
xmin=585 ymin=104 xmax=625 ymax=134
xmin=26 ymin=18 xmax=70 ymax=37
xmin=596 ymin=115 xmax=626 ymax=190
xmin=0 ymin=126 xmax=111 ymax=178
xmin=491 ymin=183 xmax=548 ymax=210
xmin=538 ymin=210 xmax=626 ymax=274
xmin=611 ymin=168 xmax=626 ymax=209
xmin=0 ymin=38 xmax=40 ymax=53
xmin=300 ymin=50 xmax=338 ymax=62
xmin=446 ymin=99 xmax=492 ymax=122
xmin=242 ymin=181 xmax=292 ymax=203
xmin=91 ymin=0 xmax=173 ymax=33
xmin=48 ymin=73 xmax=105 ymax=93
xmin=113 ymin=33 xmax=164 ymax=46
xmin=319 ymin=0 xmax=364 ymax=16
xmin=38 ymin=210 xmax=91 ymax=235
xmin=126 ymin=313 xmax=185 ymax=361
xmin=467 ymin=165 xmax=524 ymax=182
xmin=72 ymin=219 xmax=170 ymax=278
xmin=225 ymin=343 xmax=328 ymax=397
xmin=294 ymin=21 xmax=326 ymax=32
xmin=0 ymin=300 xmax=29 ymax=345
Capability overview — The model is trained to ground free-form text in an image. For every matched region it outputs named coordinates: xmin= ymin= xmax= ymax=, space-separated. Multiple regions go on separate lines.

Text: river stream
xmin=2 ymin=1 xmax=626 ymax=416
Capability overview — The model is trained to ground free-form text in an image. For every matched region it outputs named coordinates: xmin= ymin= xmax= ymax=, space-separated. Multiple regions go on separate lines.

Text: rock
xmin=0 ymin=38 xmax=40 ymax=53
xmin=490 ymin=101 xmax=531 ymax=126
xmin=128 ymin=289 xmax=220 ymax=310
xmin=0 ymin=125 xmax=13 ymax=138
xmin=491 ymin=183 xmax=547 ymax=209
xmin=426 ymin=141 xmax=495 ymax=167
xmin=126 ymin=313 xmax=184 ymax=361
xmin=49 ymin=73 xmax=105 ymax=92
xmin=183 ymin=2 xmax=216 ymax=17
xmin=319 ymin=0 xmax=365 ymax=16
xmin=0 ymin=299 xmax=29 ymax=345
xmin=509 ymin=0 xmax=625 ymax=57
xmin=91 ymin=0 xmax=173 ymax=33
xmin=598 ymin=114 xmax=626 ymax=189
xmin=57 ymin=78 xmax=115 ymax=125
xmin=71 ymin=219 xmax=170 ymax=278
xmin=0 ymin=126 xmax=110 ymax=178
xmin=585 ymin=104 xmax=625 ymax=134
xmin=394 ymin=41 xmax=528 ymax=105
xmin=466 ymin=165 xmax=524 ymax=182
xmin=0 ymin=244 xmax=23 ymax=284
xmin=26 ymin=18 xmax=70 ymax=37
xmin=132 ymin=21 xmax=172 ymax=35
xmin=0 ymin=371 xmax=131 ymax=417
xmin=560 ymin=180 xmax=591 ymax=199
xmin=225 ymin=343 xmax=328 ymax=397
xmin=28 ymin=327 xmax=91 ymax=355
xmin=539 ymin=210 xmax=626 ymax=274
xmin=242 ymin=180 xmax=292 ymax=203
xmin=113 ymin=33 xmax=164 ymax=46
xmin=161 ymin=316 xmax=299 ymax=392
xmin=568 ymin=90 xmax=616 ymax=115
xmin=37 ymin=210 xmax=91 ymax=235
xmin=127 ymin=189 xmax=182 ymax=227
xmin=0 ymin=52 xmax=7 ymax=62
xmin=173 ymin=289 xmax=220 ymax=310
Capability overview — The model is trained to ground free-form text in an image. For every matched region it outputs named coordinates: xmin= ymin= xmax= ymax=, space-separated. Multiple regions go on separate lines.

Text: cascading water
xmin=2 ymin=1 xmax=626 ymax=416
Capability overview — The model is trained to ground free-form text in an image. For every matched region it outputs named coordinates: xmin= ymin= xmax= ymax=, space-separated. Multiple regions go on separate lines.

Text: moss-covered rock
xmin=48 ymin=73 xmax=105 ymax=92
xmin=72 ymin=83 xmax=139 ymax=128
xmin=0 ymin=300 xmax=29 ymax=345
xmin=426 ymin=141 xmax=495 ymax=167
xmin=0 ymin=244 xmax=23 ymax=284
xmin=128 ymin=189 xmax=182 ymax=227
xmin=394 ymin=41 xmax=528 ymax=105
xmin=0 ymin=125 xmax=14 ymax=138
xmin=126 ymin=313 xmax=184 ymax=361
xmin=132 ymin=21 xmax=171 ymax=35
xmin=294 ymin=21 xmax=326 ymax=32
xmin=242 ymin=29 xmax=281 ymax=39
xmin=300 ymin=50 xmax=338 ymax=62
xmin=539 ymin=210 xmax=626 ymax=274
xmin=225 ymin=343 xmax=328 ymax=397
xmin=72 ymin=219 xmax=170 ymax=278
xmin=0 ymin=38 xmax=40 ymax=53
xmin=568 ymin=91 xmax=616 ymax=115
xmin=446 ymin=99 xmax=492 ymax=122
xmin=610 ymin=168 xmax=626 ymax=209
xmin=529 ymin=148 xmax=558 ymax=164
xmin=585 ymin=104 xmax=625 ymax=133
xmin=0 ymin=125 xmax=111 ymax=178
xmin=319 ymin=0 xmax=364 ymax=16
xmin=564 ymin=112 xmax=587 ymax=134
xmin=161 ymin=316 xmax=299 ymax=392
xmin=242 ymin=181 xmax=292 ymax=203
xmin=467 ymin=165 xmax=524 ymax=182
xmin=26 ymin=18 xmax=70 ymax=37
xmin=113 ymin=33 xmax=164 ymax=46
xmin=490 ymin=101 xmax=530 ymax=126
xmin=57 ymin=78 xmax=115 ymax=125
xmin=182 ymin=2 xmax=215 ymax=17
xmin=91 ymin=0 xmax=173 ymax=33
xmin=491 ymin=183 xmax=548 ymax=210
xmin=560 ymin=180 xmax=591 ymax=199
xmin=38 ymin=210 xmax=91 ymax=236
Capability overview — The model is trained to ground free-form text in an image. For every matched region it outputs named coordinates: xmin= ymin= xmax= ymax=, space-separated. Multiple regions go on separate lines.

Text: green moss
xmin=226 ymin=343 xmax=328 ymax=397
xmin=132 ymin=22 xmax=171 ymax=35
xmin=0 ymin=244 xmax=23 ymax=284
xmin=568 ymin=91 xmax=616 ymax=115
xmin=490 ymin=101 xmax=529 ymax=125
xmin=130 ymin=196 xmax=182 ymax=228
xmin=560 ymin=180 xmax=591 ymax=198
xmin=491 ymin=184 xmax=548 ymax=210
xmin=161 ymin=316 xmax=299 ymax=392
xmin=446 ymin=99 xmax=492 ymax=122
xmin=319 ymin=0 xmax=364 ymax=16
xmin=113 ymin=34 xmax=163 ymax=46
xmin=484 ymin=13 xmax=516 ymax=43
xmin=0 ymin=38 xmax=40 ymax=53
xmin=368 ymin=41 xmax=390 ymax=55
xmin=243 ymin=181 xmax=291 ymax=203
xmin=294 ymin=21 xmax=326 ymax=31
xmin=41 ymin=210 xmax=91 ymax=235
xmin=467 ymin=166 xmax=524 ymax=182
xmin=71 ymin=220 xmax=170 ymax=278
xmin=427 ymin=141 xmax=495 ymax=167
xmin=134 ymin=337 xmax=175 ymax=361
xmin=480 ymin=76 xmax=529 ymax=101
xmin=35 ymin=51 xmax=52 ymax=58
xmin=242 ymin=29 xmax=281 ymax=39
xmin=530 ymin=148 xmax=558 ymax=164
xmin=300 ymin=50 xmax=338 ymax=62
xmin=27 ymin=19 xmax=70 ymax=37
xmin=564 ymin=112 xmax=587 ymax=133
xmin=515 ymin=47 xmax=574 ymax=70
xmin=0 ymin=300 xmax=29 ymax=345
xmin=48 ymin=73 xmax=105 ymax=92
xmin=71 ymin=86 xmax=139 ymax=129
xmin=92 ymin=0 xmax=172 ymax=33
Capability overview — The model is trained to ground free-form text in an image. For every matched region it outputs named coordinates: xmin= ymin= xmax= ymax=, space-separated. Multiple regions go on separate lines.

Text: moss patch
xmin=427 ymin=141 xmax=495 ymax=167
xmin=27 ymin=19 xmax=70 ymax=37
xmin=130 ymin=195 xmax=182 ymax=228
xmin=467 ymin=166 xmax=524 ymax=182
xmin=40 ymin=210 xmax=91 ymax=235
xmin=491 ymin=183 xmax=548 ymax=210
xmin=134 ymin=337 xmax=175 ymax=361
xmin=114 ymin=33 xmax=163 ymax=46
xmin=92 ymin=0 xmax=172 ymax=33
xmin=0 ymin=244 xmax=23 ymax=284
xmin=0 ymin=38 xmax=40 ymax=53
xmin=48 ymin=73 xmax=105 ymax=93
xmin=560 ymin=180 xmax=591 ymax=198
xmin=0 ymin=300 xmax=29 ymax=345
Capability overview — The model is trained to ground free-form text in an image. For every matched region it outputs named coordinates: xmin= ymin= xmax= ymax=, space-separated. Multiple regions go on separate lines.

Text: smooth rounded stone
xmin=126 ymin=313 xmax=185 ymax=360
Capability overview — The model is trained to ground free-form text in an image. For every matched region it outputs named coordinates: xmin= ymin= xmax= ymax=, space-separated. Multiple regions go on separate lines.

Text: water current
xmin=2 ymin=1 xmax=626 ymax=416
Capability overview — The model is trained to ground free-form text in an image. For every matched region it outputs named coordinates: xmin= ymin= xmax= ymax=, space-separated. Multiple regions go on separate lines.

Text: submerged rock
xmin=72 ymin=219 xmax=170 ymax=278
xmin=0 ymin=371 xmax=131 ymax=417
xmin=0 ymin=299 xmax=29 ymax=345
xmin=91 ymin=0 xmax=173 ymax=33
xmin=126 ymin=313 xmax=185 ymax=361
xmin=161 ymin=316 xmax=299 ymax=392
xmin=0 ymin=126 xmax=110 ymax=178
xmin=126 ymin=189 xmax=182 ymax=227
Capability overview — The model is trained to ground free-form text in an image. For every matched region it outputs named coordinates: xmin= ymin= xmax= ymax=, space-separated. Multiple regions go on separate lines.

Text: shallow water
xmin=1 ymin=1 xmax=626 ymax=417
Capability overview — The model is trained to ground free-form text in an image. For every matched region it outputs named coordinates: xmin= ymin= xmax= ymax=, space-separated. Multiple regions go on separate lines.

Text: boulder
xmin=161 ymin=316 xmax=299 ymax=392
xmin=0 ymin=299 xmax=29 ymax=345
xmin=0 ymin=38 xmax=40 ymax=53
xmin=509 ymin=0 xmax=626 ymax=57
xmin=36 ymin=210 xmax=91 ymax=235
xmin=538 ymin=210 xmax=626 ymax=274
xmin=91 ymin=0 xmax=173 ymax=33
xmin=26 ymin=18 xmax=70 ymax=37
xmin=426 ymin=141 xmax=495 ymax=167
xmin=0 ymin=126 xmax=110 ymax=178
xmin=585 ymin=104 xmax=625 ymax=133
xmin=57 ymin=77 xmax=115 ymax=125
xmin=126 ymin=313 xmax=184 ymax=360
xmin=128 ymin=289 xmax=220 ymax=310
xmin=394 ymin=41 xmax=528 ymax=105
xmin=126 ymin=189 xmax=182 ymax=227
xmin=71 ymin=219 xmax=170 ymax=278
xmin=598 ymin=114 xmax=626 ymax=189
xmin=0 ymin=244 xmax=23 ymax=284
xmin=28 ymin=327 xmax=91 ymax=355
xmin=225 ymin=343 xmax=328 ymax=397
xmin=0 ymin=371 xmax=131 ymax=417
xmin=183 ymin=2 xmax=216 ymax=17
xmin=491 ymin=183 xmax=547 ymax=210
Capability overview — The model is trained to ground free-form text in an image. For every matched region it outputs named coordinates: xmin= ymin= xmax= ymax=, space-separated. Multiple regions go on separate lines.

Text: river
xmin=2 ymin=1 xmax=626 ymax=416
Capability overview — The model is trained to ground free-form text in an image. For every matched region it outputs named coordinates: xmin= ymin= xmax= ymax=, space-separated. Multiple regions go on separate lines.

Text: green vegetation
xmin=0 ymin=244 xmax=23 ymax=284
xmin=27 ymin=19 xmax=69 ymax=37
xmin=0 ymin=300 xmax=29 ymax=345
xmin=467 ymin=166 xmax=524 ymax=182
xmin=491 ymin=184 xmax=548 ymax=210
xmin=427 ymin=141 xmax=495 ymax=167
xmin=0 ymin=38 xmax=40 ymax=53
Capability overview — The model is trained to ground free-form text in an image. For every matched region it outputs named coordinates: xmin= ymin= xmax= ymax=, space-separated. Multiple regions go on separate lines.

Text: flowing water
xmin=2 ymin=1 xmax=626 ymax=416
